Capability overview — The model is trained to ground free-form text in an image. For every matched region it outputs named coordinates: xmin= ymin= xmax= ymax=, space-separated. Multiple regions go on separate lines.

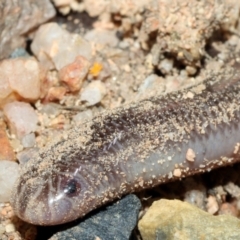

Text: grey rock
xmin=0 ymin=0 xmax=56 ymax=60
xmin=50 ymin=194 xmax=141 ymax=240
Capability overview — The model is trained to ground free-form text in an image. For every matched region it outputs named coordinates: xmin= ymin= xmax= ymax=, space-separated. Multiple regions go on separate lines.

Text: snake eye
xmin=63 ymin=179 xmax=80 ymax=196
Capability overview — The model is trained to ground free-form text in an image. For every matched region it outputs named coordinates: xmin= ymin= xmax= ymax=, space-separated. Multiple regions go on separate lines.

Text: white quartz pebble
xmin=5 ymin=223 xmax=15 ymax=233
xmin=21 ymin=133 xmax=36 ymax=148
xmin=3 ymin=101 xmax=38 ymax=139
xmin=80 ymin=80 xmax=107 ymax=106
xmin=0 ymin=160 xmax=19 ymax=202
xmin=0 ymin=57 xmax=41 ymax=100
xmin=159 ymin=58 xmax=174 ymax=74
xmin=31 ymin=22 xmax=92 ymax=70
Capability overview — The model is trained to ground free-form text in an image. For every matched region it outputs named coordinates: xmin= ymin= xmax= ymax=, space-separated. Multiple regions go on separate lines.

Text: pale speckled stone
xmin=138 ymin=199 xmax=240 ymax=240
xmin=0 ymin=161 xmax=19 ymax=202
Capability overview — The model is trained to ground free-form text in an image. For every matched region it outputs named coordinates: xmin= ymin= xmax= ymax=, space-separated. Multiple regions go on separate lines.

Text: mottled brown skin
xmin=11 ymin=58 xmax=240 ymax=226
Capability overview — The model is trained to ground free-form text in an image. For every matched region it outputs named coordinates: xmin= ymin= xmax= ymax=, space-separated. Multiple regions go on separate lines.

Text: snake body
xmin=11 ymin=58 xmax=240 ymax=225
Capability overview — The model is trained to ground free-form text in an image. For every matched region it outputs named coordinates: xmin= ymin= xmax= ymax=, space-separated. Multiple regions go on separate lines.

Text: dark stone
xmin=37 ymin=194 xmax=141 ymax=240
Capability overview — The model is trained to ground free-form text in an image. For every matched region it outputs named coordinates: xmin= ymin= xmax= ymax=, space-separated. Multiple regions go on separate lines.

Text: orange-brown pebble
xmin=0 ymin=120 xmax=15 ymax=161
xmin=59 ymin=55 xmax=90 ymax=92
xmin=219 ymin=202 xmax=238 ymax=217
xmin=45 ymin=86 xmax=67 ymax=101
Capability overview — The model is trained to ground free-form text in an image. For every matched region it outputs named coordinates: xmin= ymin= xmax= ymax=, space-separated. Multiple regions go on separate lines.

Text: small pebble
xmin=21 ymin=133 xmax=36 ymax=148
xmin=184 ymin=189 xmax=206 ymax=210
xmin=207 ymin=195 xmax=219 ymax=214
xmin=186 ymin=65 xmax=197 ymax=75
xmin=219 ymin=202 xmax=238 ymax=217
xmin=10 ymin=48 xmax=30 ymax=58
xmin=10 ymin=138 xmax=23 ymax=153
xmin=84 ymin=29 xmax=119 ymax=47
xmin=3 ymin=101 xmax=38 ymax=139
xmin=73 ymin=109 xmax=93 ymax=124
xmin=5 ymin=223 xmax=15 ymax=233
xmin=0 ymin=57 xmax=41 ymax=100
xmin=80 ymin=80 xmax=107 ymax=106
xmin=40 ymin=103 xmax=60 ymax=116
xmin=158 ymin=58 xmax=173 ymax=74
xmin=224 ymin=182 xmax=240 ymax=199
xmin=59 ymin=55 xmax=90 ymax=92
xmin=138 ymin=74 xmax=164 ymax=96
xmin=0 ymin=160 xmax=19 ymax=202
xmin=45 ymin=86 xmax=67 ymax=101
xmin=31 ymin=22 xmax=92 ymax=70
